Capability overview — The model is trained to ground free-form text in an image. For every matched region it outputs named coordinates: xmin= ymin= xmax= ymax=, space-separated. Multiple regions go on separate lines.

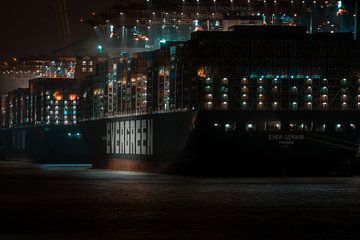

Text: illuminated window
xmin=267 ymin=121 xmax=281 ymax=131
xmin=225 ymin=123 xmax=235 ymax=132
xmin=341 ymin=94 xmax=348 ymax=101
xmin=341 ymin=78 xmax=347 ymax=86
xmin=272 ymin=102 xmax=279 ymax=110
xmin=320 ymin=94 xmax=328 ymax=102
xmin=82 ymin=61 xmax=87 ymax=66
xmin=315 ymin=124 xmax=326 ymax=132
xmin=257 ymin=86 xmax=265 ymax=93
xmin=257 ymin=101 xmax=265 ymax=110
xmin=272 ymin=86 xmax=279 ymax=93
xmin=257 ymin=78 xmax=264 ymax=85
xmin=204 ymin=102 xmax=213 ymax=110
xmin=204 ymin=86 xmax=213 ymax=93
xmin=245 ymin=122 xmax=256 ymax=132
xmin=241 ymin=86 xmax=249 ymax=93
xmin=305 ymin=102 xmax=312 ymax=110
xmin=291 ymin=101 xmax=298 ymax=110
xmin=205 ymin=94 xmax=213 ymax=101
xmin=241 ymin=102 xmax=248 ymax=110
xmin=221 ymin=102 xmax=228 ymax=110
xmin=241 ymin=78 xmax=248 ymax=85
xmin=82 ymin=67 xmax=87 ymax=72
xmin=221 ymin=77 xmax=228 ymax=85
xmin=305 ymin=78 xmax=312 ymax=85
xmin=320 ymin=86 xmax=328 ymax=94
xmin=221 ymin=94 xmax=228 ymax=101
xmin=341 ymin=102 xmax=348 ymax=109
xmin=205 ymin=77 xmax=212 ymax=85
xmin=320 ymin=102 xmax=328 ymax=109
xmin=335 ymin=123 xmax=344 ymax=132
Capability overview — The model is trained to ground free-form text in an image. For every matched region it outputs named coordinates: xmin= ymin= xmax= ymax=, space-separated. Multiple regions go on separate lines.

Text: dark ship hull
xmin=0 ymin=125 xmax=90 ymax=164
xmin=79 ymin=110 xmax=360 ymax=176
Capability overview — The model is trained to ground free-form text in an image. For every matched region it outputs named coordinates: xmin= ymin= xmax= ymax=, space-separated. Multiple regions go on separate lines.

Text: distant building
xmin=0 ymin=55 xmax=105 ymax=96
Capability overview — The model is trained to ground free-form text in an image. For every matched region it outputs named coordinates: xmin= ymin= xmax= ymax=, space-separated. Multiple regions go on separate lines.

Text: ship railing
xmin=86 ymin=108 xmax=193 ymax=120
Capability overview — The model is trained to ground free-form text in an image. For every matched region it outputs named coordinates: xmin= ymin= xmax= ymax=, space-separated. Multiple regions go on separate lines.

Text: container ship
xmin=76 ymin=0 xmax=360 ymax=175
xmin=0 ymin=76 xmax=89 ymax=163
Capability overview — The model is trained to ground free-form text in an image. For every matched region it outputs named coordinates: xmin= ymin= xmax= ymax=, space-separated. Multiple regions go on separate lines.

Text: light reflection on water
xmin=39 ymin=164 xmax=93 ymax=171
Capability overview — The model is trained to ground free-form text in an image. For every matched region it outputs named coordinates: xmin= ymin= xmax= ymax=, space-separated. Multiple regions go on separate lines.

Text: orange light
xmin=69 ymin=94 xmax=77 ymax=101
xmin=197 ymin=67 xmax=206 ymax=78
xmin=336 ymin=9 xmax=348 ymax=16
xmin=52 ymin=91 xmax=63 ymax=101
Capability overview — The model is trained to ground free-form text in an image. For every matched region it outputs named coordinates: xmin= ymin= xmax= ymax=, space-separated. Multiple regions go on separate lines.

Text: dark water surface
xmin=0 ymin=161 xmax=360 ymax=240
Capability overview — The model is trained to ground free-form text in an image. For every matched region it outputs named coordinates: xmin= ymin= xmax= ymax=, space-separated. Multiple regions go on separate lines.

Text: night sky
xmin=0 ymin=0 xmax=117 ymax=60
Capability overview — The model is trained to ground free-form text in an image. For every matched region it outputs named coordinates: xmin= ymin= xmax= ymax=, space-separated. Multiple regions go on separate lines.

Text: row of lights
xmin=144 ymin=0 xmax=326 ymax=3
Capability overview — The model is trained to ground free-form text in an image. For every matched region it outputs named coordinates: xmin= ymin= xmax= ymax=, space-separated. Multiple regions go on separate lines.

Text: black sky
xmin=0 ymin=0 xmax=117 ymax=60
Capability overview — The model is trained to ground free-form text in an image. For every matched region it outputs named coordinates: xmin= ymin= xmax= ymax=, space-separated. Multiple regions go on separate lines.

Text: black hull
xmin=0 ymin=125 xmax=90 ymax=164
xmin=79 ymin=110 xmax=360 ymax=176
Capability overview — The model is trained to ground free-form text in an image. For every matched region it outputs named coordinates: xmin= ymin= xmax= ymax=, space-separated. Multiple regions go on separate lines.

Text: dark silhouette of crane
xmin=54 ymin=0 xmax=72 ymax=40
